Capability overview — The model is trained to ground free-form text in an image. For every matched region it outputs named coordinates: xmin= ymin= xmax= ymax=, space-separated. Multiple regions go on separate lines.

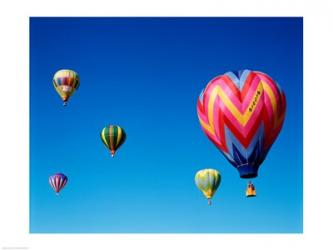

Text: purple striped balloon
xmin=49 ymin=173 xmax=68 ymax=194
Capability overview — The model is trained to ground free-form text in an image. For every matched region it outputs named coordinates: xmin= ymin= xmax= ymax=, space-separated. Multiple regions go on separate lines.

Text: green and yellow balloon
xmin=195 ymin=169 xmax=221 ymax=205
xmin=100 ymin=125 xmax=126 ymax=157
xmin=53 ymin=69 xmax=80 ymax=106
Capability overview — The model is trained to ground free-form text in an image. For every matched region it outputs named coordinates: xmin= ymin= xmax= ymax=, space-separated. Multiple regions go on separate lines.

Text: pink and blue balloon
xmin=49 ymin=173 xmax=68 ymax=195
xmin=197 ymin=70 xmax=286 ymax=178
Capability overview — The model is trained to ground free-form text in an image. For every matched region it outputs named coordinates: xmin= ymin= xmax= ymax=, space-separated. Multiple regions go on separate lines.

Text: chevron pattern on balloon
xmin=197 ymin=70 xmax=286 ymax=178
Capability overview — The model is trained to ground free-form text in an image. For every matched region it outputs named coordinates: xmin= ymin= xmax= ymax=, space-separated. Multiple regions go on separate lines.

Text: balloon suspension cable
xmin=56 ymin=192 xmax=59 ymax=196
xmin=208 ymin=198 xmax=212 ymax=206
xmin=63 ymin=101 xmax=67 ymax=106
xmin=247 ymin=180 xmax=253 ymax=189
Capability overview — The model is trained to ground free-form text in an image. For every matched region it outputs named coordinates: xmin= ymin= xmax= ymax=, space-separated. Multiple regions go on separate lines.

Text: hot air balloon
xmin=49 ymin=173 xmax=68 ymax=195
xmin=100 ymin=125 xmax=126 ymax=157
xmin=53 ymin=69 xmax=80 ymax=106
xmin=197 ymin=70 xmax=286 ymax=195
xmin=195 ymin=169 xmax=221 ymax=205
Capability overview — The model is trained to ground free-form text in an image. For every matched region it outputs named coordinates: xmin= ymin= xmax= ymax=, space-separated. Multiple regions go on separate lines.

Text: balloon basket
xmin=246 ymin=182 xmax=256 ymax=197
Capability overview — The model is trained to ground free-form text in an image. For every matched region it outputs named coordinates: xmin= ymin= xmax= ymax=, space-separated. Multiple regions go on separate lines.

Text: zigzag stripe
xmin=199 ymin=96 xmax=255 ymax=146
xmin=224 ymin=123 xmax=265 ymax=163
xmin=199 ymin=102 xmax=265 ymax=153
xmin=199 ymin=82 xmax=282 ymax=139
xmin=207 ymin=82 xmax=263 ymax=127
xmin=199 ymin=81 xmax=265 ymax=138
xmin=202 ymin=73 xmax=261 ymax=114
xmin=197 ymin=70 xmax=286 ymax=161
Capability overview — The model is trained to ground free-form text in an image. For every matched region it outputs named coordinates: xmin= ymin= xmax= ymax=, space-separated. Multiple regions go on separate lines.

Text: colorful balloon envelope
xmin=53 ymin=69 xmax=80 ymax=106
xmin=195 ymin=169 xmax=221 ymax=205
xmin=100 ymin=125 xmax=126 ymax=157
xmin=197 ymin=70 xmax=286 ymax=179
xmin=49 ymin=173 xmax=68 ymax=195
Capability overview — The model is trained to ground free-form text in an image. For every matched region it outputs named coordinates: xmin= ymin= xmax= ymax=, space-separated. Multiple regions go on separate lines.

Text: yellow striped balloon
xmin=53 ymin=69 xmax=80 ymax=106
xmin=195 ymin=169 xmax=221 ymax=205
xmin=100 ymin=125 xmax=126 ymax=157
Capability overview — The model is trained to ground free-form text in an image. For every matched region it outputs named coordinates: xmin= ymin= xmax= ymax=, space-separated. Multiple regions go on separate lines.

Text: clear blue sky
xmin=30 ymin=17 xmax=303 ymax=233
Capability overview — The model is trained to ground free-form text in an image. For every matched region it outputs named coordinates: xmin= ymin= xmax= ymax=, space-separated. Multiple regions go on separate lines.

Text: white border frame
xmin=1 ymin=0 xmax=332 ymax=249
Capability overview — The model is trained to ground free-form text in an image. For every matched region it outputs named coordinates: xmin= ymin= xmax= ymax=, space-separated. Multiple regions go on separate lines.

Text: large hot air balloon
xmin=197 ymin=70 xmax=286 ymax=194
xmin=100 ymin=125 xmax=126 ymax=157
xmin=49 ymin=173 xmax=68 ymax=195
xmin=195 ymin=169 xmax=221 ymax=205
xmin=53 ymin=69 xmax=80 ymax=106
